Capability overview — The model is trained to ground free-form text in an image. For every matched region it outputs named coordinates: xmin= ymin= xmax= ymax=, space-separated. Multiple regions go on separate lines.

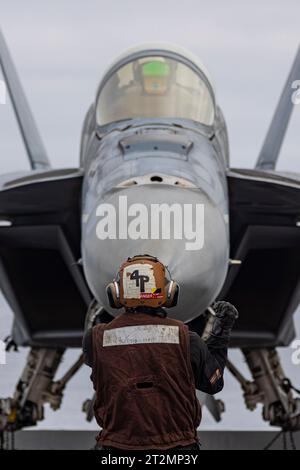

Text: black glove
xmin=207 ymin=301 xmax=239 ymax=349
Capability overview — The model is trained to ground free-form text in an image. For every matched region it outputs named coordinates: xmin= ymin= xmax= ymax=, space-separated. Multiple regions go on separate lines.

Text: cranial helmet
xmin=106 ymin=254 xmax=179 ymax=309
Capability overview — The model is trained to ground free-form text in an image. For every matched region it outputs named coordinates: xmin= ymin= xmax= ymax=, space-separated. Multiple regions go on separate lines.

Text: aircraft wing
xmin=0 ymin=29 xmax=91 ymax=348
xmin=0 ymin=170 xmax=91 ymax=348
xmin=221 ymin=168 xmax=300 ymax=348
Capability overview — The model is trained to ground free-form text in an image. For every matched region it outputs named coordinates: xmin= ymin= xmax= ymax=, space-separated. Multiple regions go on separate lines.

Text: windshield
xmin=96 ymin=55 xmax=215 ymax=126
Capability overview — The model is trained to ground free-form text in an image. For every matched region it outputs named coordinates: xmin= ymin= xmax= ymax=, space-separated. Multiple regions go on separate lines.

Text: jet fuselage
xmin=80 ymin=46 xmax=230 ymax=322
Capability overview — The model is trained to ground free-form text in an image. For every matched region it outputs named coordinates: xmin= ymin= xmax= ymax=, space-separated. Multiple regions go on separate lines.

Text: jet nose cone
xmin=82 ymin=184 xmax=229 ymax=322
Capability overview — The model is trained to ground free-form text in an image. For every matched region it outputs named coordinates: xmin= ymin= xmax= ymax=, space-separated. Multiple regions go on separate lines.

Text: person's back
xmin=91 ymin=310 xmax=201 ymax=450
xmin=83 ymin=254 xmax=238 ymax=451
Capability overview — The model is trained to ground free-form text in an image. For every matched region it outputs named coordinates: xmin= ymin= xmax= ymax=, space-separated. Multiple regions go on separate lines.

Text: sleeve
xmin=82 ymin=328 xmax=93 ymax=368
xmin=189 ymin=330 xmax=227 ymax=395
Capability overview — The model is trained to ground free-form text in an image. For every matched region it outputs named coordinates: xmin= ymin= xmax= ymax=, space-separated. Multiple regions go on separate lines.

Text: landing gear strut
xmin=0 ymin=347 xmax=84 ymax=449
xmin=227 ymin=348 xmax=300 ymax=432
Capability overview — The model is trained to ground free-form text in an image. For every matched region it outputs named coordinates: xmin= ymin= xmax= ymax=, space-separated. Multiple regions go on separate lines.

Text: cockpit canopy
xmin=96 ymin=46 xmax=215 ymax=127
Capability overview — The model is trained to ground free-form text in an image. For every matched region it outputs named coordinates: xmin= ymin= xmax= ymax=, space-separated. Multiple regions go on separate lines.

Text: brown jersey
xmin=91 ymin=311 xmax=201 ymax=450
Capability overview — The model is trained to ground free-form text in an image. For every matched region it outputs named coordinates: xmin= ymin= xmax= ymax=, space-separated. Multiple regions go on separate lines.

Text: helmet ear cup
xmin=164 ymin=281 xmax=180 ymax=308
xmin=106 ymin=282 xmax=122 ymax=309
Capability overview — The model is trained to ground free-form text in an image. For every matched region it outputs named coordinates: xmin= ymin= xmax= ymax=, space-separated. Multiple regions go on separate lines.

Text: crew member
xmin=83 ymin=254 xmax=238 ymax=451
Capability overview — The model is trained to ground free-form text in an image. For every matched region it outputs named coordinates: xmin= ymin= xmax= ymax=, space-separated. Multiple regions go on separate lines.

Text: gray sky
xmin=0 ymin=0 xmax=300 ymax=431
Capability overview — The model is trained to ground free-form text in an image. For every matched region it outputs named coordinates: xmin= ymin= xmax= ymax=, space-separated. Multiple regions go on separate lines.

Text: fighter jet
xmin=1 ymin=28 xmax=300 ymax=438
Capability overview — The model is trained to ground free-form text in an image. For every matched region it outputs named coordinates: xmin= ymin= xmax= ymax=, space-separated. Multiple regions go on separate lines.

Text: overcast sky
xmin=0 ymin=0 xmax=300 ymax=432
